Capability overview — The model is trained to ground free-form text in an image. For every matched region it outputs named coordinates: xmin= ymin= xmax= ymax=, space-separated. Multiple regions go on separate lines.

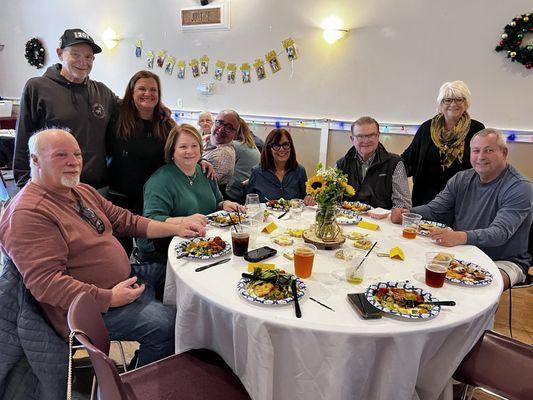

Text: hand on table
xmin=222 ymin=200 xmax=246 ymax=213
xmin=177 ymin=221 xmax=206 ymax=238
xmin=303 ymin=196 xmax=316 ymax=206
xmin=390 ymin=208 xmax=409 ymax=224
xmin=110 ymin=277 xmax=145 ymax=307
xmin=428 ymin=228 xmax=467 ymax=247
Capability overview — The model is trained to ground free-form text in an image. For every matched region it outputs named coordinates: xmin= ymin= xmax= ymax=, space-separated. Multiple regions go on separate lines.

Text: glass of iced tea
xmin=425 ymin=263 xmax=447 ymax=288
xmin=231 ymin=225 xmax=250 ymax=257
xmin=402 ymin=213 xmax=422 ymax=239
xmin=293 ymin=243 xmax=317 ymax=278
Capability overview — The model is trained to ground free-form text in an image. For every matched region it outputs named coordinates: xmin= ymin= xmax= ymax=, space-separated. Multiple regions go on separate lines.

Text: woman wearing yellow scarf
xmin=402 ymin=81 xmax=485 ymax=206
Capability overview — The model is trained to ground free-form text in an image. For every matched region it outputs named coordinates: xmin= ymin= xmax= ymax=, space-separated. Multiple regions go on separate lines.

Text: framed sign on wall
xmin=180 ymin=1 xmax=230 ymax=31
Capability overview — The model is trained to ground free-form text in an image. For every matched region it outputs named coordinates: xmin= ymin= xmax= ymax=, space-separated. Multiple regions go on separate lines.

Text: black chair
xmin=67 ymin=291 xmax=250 ymax=400
xmin=453 ymin=330 xmax=533 ymax=400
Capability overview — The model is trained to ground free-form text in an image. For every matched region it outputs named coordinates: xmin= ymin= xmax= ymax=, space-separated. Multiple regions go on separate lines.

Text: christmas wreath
xmin=25 ymin=38 xmax=45 ymax=69
xmin=495 ymin=13 xmax=533 ymax=69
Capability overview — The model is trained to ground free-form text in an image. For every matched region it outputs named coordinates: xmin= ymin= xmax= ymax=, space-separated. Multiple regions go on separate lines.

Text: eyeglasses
xmin=270 ymin=142 xmax=291 ymax=151
xmin=350 ymin=133 xmax=378 ymax=141
xmin=73 ymin=198 xmax=105 ymax=234
xmin=214 ymin=119 xmax=238 ymax=133
xmin=442 ymin=97 xmax=465 ymax=105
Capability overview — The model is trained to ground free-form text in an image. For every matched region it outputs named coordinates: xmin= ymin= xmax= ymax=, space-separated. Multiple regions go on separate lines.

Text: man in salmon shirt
xmin=0 ymin=128 xmax=206 ymax=367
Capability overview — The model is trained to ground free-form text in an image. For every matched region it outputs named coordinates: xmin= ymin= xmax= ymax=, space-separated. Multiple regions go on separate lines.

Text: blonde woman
xmin=401 ymin=81 xmax=485 ymax=206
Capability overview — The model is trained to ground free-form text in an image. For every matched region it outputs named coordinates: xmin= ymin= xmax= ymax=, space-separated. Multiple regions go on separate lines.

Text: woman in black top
xmin=108 ymin=71 xmax=176 ymax=215
xmin=401 ymin=81 xmax=485 ymax=206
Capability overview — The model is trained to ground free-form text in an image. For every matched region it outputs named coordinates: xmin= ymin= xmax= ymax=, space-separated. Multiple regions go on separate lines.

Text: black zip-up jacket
xmin=14 ymin=64 xmax=118 ymax=189
xmin=336 ymin=143 xmax=402 ymax=209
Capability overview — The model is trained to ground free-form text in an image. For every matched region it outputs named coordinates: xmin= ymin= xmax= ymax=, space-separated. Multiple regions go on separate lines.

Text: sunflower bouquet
xmin=306 ymin=164 xmax=355 ymax=240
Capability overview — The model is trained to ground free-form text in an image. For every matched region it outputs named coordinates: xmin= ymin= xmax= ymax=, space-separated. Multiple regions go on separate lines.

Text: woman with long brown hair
xmin=108 ymin=70 xmax=176 ymax=215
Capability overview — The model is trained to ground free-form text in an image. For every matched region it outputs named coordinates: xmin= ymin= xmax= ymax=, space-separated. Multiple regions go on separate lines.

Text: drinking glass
xmin=402 ymin=213 xmax=422 ymax=239
xmin=425 ymin=263 xmax=447 ymax=288
xmin=293 ymin=243 xmax=317 ymax=278
xmin=241 ymin=220 xmax=259 ymax=249
xmin=231 ymin=225 xmax=250 ymax=257
xmin=425 ymin=252 xmax=453 ymax=267
xmin=245 ymin=194 xmax=261 ymax=220
xmin=289 ymin=199 xmax=304 ymax=220
xmin=344 ymin=249 xmax=365 ymax=284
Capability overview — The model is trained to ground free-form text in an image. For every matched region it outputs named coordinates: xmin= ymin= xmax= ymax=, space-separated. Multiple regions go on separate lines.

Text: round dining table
xmin=163 ymin=207 xmax=502 ymax=400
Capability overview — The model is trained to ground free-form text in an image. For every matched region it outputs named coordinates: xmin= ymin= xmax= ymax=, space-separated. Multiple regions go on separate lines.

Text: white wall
xmin=1 ymin=0 xmax=532 ymax=130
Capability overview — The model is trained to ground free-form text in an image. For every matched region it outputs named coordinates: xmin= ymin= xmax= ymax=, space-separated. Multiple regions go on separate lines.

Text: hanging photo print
xmin=156 ymin=50 xmax=167 ymax=68
xmin=227 ymin=63 xmax=236 ymax=84
xmin=282 ymin=38 xmax=298 ymax=61
xmin=240 ymin=63 xmax=251 ymax=83
xmin=165 ymin=56 xmax=176 ymax=75
xmin=135 ymin=40 xmax=142 ymax=58
xmin=177 ymin=60 xmax=186 ymax=79
xmin=266 ymin=50 xmax=281 ymax=73
xmin=146 ymin=50 xmax=155 ymax=69
xmin=214 ymin=60 xmax=225 ymax=81
xmin=254 ymin=58 xmax=266 ymax=80
xmin=200 ymin=55 xmax=209 ymax=74
xmin=190 ymin=58 xmax=200 ymax=78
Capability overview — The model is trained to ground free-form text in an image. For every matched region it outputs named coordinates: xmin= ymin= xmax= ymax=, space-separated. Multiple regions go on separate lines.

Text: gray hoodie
xmin=14 ymin=64 xmax=118 ymax=188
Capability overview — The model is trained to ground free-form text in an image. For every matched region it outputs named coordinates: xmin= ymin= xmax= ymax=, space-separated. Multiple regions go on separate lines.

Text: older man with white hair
xmin=0 ymin=128 xmax=206 ymax=367
xmin=392 ymin=128 xmax=533 ymax=288
xmin=14 ymin=28 xmax=118 ymax=191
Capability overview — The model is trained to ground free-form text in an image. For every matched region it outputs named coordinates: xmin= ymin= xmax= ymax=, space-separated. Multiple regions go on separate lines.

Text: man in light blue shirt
xmin=392 ymin=128 xmax=533 ymax=288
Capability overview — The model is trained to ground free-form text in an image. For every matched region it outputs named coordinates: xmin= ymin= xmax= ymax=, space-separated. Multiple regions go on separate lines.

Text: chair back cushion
xmin=453 ymin=330 xmax=533 ymax=400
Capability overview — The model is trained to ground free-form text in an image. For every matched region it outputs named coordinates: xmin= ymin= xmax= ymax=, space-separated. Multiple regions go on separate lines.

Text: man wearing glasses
xmin=336 ymin=116 xmax=411 ymax=210
xmin=0 ymin=129 xmax=206 ymax=367
xmin=203 ymin=109 xmax=239 ymax=189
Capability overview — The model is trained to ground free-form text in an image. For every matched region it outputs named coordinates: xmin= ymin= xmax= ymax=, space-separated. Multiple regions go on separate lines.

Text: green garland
xmin=495 ymin=13 xmax=533 ymax=69
xmin=25 ymin=38 xmax=45 ymax=69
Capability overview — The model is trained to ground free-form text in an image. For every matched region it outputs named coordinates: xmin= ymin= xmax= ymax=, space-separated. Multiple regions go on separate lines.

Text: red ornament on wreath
xmin=495 ymin=12 xmax=533 ymax=70
xmin=25 ymin=37 xmax=46 ymax=69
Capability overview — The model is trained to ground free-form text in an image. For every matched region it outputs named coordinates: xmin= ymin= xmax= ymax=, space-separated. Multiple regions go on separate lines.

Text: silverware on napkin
xmin=195 ymin=258 xmax=231 ymax=272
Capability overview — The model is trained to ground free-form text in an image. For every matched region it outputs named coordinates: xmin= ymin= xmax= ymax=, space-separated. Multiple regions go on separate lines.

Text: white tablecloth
xmin=164 ymin=208 xmax=502 ymax=400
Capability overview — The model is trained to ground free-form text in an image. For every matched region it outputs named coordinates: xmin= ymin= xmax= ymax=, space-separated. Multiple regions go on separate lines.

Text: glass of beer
xmin=231 ymin=225 xmax=250 ymax=257
xmin=425 ymin=263 xmax=447 ymax=288
xmin=402 ymin=212 xmax=422 ymax=239
xmin=293 ymin=243 xmax=317 ymax=278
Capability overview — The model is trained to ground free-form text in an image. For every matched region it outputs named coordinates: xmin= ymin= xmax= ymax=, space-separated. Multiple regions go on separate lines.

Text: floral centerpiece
xmin=306 ymin=164 xmax=355 ymax=241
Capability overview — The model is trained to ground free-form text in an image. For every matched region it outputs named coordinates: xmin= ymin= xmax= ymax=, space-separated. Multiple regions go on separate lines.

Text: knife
xmin=291 ymin=279 xmax=302 ymax=318
xmin=195 ymin=258 xmax=231 ymax=272
xmin=278 ymin=209 xmax=289 ymax=219
xmin=241 ymin=272 xmax=278 ymax=284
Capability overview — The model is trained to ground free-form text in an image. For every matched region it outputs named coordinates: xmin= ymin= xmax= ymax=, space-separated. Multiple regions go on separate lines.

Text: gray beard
xmin=61 ymin=175 xmax=80 ymax=188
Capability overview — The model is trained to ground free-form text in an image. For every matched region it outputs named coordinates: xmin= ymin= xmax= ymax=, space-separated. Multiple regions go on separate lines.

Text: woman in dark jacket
xmin=402 ymin=80 xmax=485 ymax=206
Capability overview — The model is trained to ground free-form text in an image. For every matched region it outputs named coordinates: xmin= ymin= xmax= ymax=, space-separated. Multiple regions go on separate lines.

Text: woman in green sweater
xmin=137 ymin=124 xmax=243 ymax=262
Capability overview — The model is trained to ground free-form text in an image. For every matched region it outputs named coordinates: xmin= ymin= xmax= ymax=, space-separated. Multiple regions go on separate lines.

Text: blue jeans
xmin=102 ymin=262 xmax=175 ymax=367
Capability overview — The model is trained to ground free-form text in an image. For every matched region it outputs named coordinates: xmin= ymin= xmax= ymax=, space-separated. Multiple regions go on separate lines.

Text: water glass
xmin=241 ymin=220 xmax=259 ymax=249
xmin=289 ymin=199 xmax=304 ymax=220
xmin=245 ymin=193 xmax=261 ymax=220
xmin=344 ymin=249 xmax=365 ymax=284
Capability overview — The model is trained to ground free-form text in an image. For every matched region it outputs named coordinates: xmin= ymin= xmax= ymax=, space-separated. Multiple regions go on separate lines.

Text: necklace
xmin=186 ymin=170 xmax=198 ymax=186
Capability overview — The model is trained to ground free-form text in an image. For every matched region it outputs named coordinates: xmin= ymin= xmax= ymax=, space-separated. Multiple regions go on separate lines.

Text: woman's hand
xmin=199 ymin=159 xmax=216 ymax=179
xmin=221 ymin=200 xmax=246 ymax=213
xmin=303 ymin=196 xmax=316 ymax=206
xmin=166 ymin=214 xmax=208 ymax=226
xmin=176 ymin=220 xmax=207 ymax=238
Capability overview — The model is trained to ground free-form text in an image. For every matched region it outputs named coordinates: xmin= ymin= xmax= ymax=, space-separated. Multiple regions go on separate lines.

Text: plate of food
xmin=341 ymin=201 xmax=373 ymax=214
xmin=365 ymin=282 xmax=441 ymax=319
xmin=336 ymin=209 xmax=363 ymax=225
xmin=175 ymin=236 xmax=231 ymax=259
xmin=207 ymin=211 xmax=247 ymax=227
xmin=418 ymin=220 xmax=448 ymax=236
xmin=237 ymin=268 xmax=306 ymax=305
xmin=266 ymin=198 xmax=291 ymax=211
xmin=446 ymin=259 xmax=493 ymax=286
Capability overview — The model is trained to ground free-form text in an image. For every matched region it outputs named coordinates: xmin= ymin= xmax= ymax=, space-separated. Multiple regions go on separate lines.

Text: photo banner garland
xmin=133 ymin=37 xmax=298 ymax=84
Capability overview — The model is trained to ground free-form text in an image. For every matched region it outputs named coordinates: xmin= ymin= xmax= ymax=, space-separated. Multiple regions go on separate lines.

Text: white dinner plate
xmin=446 ymin=259 xmax=493 ymax=286
xmin=365 ymin=281 xmax=441 ymax=319
xmin=175 ymin=237 xmax=232 ymax=260
xmin=237 ymin=277 xmax=306 ymax=305
xmin=336 ymin=210 xmax=363 ymax=225
xmin=418 ymin=220 xmax=448 ymax=236
xmin=207 ymin=211 xmax=247 ymax=227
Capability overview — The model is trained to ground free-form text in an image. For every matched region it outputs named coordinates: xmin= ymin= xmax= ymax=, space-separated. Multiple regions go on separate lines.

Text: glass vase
xmin=315 ymin=204 xmax=341 ymax=241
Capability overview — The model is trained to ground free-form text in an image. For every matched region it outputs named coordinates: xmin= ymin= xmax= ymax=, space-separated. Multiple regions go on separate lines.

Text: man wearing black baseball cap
xmin=14 ymin=28 xmax=118 ymax=192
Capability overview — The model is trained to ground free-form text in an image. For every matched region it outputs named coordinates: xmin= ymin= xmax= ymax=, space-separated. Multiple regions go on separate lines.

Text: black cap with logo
xmin=58 ymin=29 xmax=102 ymax=54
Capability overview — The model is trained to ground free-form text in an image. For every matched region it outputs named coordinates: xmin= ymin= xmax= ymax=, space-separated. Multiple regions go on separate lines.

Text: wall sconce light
xmin=101 ymin=28 xmax=120 ymax=50
xmin=321 ymin=16 xmax=348 ymax=44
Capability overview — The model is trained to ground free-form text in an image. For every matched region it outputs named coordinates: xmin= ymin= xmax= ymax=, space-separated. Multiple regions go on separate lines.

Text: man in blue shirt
xmin=392 ymin=128 xmax=533 ymax=288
